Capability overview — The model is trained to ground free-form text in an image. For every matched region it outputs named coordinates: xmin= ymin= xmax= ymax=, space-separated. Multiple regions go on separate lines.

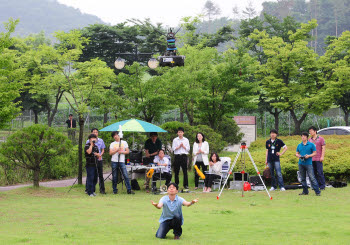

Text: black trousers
xmin=205 ymin=174 xmax=221 ymax=188
xmin=152 ymin=172 xmax=172 ymax=189
xmin=85 ymin=160 xmax=105 ymax=193
xmin=174 ymin=154 xmax=188 ymax=187
xmin=194 ymin=161 xmax=207 ymax=187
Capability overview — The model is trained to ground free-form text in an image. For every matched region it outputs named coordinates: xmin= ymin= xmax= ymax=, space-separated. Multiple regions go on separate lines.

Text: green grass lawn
xmin=1 ymin=182 xmax=350 ymax=245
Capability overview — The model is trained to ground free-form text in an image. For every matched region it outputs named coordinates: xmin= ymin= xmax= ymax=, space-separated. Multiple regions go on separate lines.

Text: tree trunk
xmin=34 ymin=111 xmax=39 ymax=124
xmin=274 ymin=112 xmax=279 ymax=132
xmin=78 ymin=115 xmax=85 ymax=185
xmin=179 ymin=109 xmax=184 ymax=123
xmin=344 ymin=111 xmax=349 ymax=126
xmin=33 ymin=168 xmax=40 ymax=187
xmin=290 ymin=110 xmax=308 ymax=135
xmin=103 ymin=112 xmax=108 ymax=126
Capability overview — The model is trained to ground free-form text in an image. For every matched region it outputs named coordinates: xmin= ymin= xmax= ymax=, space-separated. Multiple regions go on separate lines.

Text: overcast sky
xmin=57 ymin=0 xmax=274 ymax=27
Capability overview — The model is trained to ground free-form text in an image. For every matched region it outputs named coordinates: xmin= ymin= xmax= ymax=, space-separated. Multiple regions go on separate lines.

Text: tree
xmin=203 ymin=0 xmax=222 ymax=22
xmin=239 ymin=14 xmax=303 ymax=131
xmin=117 ymin=62 xmax=169 ymax=122
xmin=251 ymin=19 xmax=334 ymax=134
xmin=322 ymin=31 xmax=350 ymax=125
xmin=242 ymin=1 xmax=257 ymax=19
xmin=0 ymin=18 xmax=23 ymax=129
xmin=0 ymin=124 xmax=72 ymax=187
xmin=196 ymin=47 xmax=258 ymax=129
xmin=56 ymin=30 xmax=115 ymax=184
xmin=232 ymin=5 xmax=240 ymax=20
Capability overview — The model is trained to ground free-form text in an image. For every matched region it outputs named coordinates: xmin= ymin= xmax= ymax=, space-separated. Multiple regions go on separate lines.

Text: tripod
xmin=217 ymin=143 xmax=272 ymax=200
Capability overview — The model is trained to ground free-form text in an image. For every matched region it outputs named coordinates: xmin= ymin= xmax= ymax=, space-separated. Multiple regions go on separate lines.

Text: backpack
xmin=131 ymin=179 xmax=140 ymax=190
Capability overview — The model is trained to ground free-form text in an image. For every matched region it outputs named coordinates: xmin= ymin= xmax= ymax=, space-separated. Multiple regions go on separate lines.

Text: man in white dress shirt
xmin=172 ymin=127 xmax=190 ymax=189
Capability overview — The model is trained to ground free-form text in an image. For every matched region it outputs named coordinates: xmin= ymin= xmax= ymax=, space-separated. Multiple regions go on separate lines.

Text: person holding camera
xmin=296 ymin=132 xmax=321 ymax=196
xmin=265 ymin=129 xmax=288 ymax=191
xmin=109 ymin=131 xmax=135 ymax=195
xmin=85 ymin=128 xmax=106 ymax=195
xmin=85 ymin=134 xmax=100 ymax=197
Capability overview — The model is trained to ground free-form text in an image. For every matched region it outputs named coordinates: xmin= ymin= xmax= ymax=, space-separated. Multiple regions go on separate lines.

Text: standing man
xmin=172 ymin=127 xmax=190 ymax=189
xmin=66 ymin=114 xmax=76 ymax=144
xmin=85 ymin=134 xmax=100 ymax=197
xmin=308 ymin=126 xmax=326 ymax=190
xmin=144 ymin=132 xmax=163 ymax=191
xmin=85 ymin=128 xmax=106 ymax=194
xmin=296 ymin=132 xmax=321 ymax=196
xmin=265 ymin=129 xmax=288 ymax=191
xmin=109 ymin=131 xmax=135 ymax=195
xmin=151 ymin=183 xmax=199 ymax=240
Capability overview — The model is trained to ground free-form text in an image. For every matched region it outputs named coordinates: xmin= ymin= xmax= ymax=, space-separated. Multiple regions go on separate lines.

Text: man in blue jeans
xmin=265 ymin=129 xmax=288 ymax=191
xmin=296 ymin=132 xmax=321 ymax=196
xmin=151 ymin=183 xmax=198 ymax=240
xmin=109 ymin=131 xmax=134 ymax=195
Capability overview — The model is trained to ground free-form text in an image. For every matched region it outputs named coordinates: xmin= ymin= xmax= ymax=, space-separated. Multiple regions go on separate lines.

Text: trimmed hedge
xmin=228 ymin=135 xmax=350 ymax=183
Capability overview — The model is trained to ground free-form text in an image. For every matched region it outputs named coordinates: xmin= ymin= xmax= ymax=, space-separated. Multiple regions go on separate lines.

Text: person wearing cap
xmin=151 ymin=182 xmax=199 ymax=240
xmin=265 ymin=129 xmax=288 ymax=191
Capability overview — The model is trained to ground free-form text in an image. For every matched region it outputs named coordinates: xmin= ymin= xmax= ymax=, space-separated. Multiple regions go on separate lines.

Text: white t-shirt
xmin=154 ymin=156 xmax=171 ymax=173
xmin=110 ymin=140 xmax=129 ymax=163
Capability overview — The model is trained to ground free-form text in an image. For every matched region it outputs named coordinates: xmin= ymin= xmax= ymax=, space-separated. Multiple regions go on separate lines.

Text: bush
xmin=238 ymin=135 xmax=350 ymax=183
xmin=0 ymin=124 xmax=72 ymax=187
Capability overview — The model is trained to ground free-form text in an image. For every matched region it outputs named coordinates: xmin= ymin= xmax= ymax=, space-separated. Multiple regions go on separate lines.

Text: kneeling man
xmin=151 ymin=183 xmax=198 ymax=240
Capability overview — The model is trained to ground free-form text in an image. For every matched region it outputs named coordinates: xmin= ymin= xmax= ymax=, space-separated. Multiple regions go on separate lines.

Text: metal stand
xmin=217 ymin=143 xmax=272 ymax=200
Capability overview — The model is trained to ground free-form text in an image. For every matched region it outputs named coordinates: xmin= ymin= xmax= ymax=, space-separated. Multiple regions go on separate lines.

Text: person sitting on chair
xmin=151 ymin=183 xmax=199 ymax=240
xmin=204 ymin=152 xmax=223 ymax=192
xmin=152 ymin=149 xmax=172 ymax=192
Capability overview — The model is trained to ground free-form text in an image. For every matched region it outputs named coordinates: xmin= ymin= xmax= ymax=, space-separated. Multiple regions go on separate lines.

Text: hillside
xmin=0 ymin=0 xmax=104 ymax=36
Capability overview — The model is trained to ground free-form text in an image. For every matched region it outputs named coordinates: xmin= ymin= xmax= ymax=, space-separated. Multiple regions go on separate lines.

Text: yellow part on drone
xmin=194 ymin=165 xmax=206 ymax=179
xmin=146 ymin=168 xmax=154 ymax=178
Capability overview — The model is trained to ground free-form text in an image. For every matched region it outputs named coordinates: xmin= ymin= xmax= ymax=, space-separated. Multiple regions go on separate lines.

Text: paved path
xmin=0 ymin=173 xmax=112 ymax=192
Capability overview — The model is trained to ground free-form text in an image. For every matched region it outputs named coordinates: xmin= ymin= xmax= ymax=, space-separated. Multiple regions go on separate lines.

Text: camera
xmin=92 ymin=140 xmax=96 ymax=144
xmin=300 ymin=156 xmax=306 ymax=161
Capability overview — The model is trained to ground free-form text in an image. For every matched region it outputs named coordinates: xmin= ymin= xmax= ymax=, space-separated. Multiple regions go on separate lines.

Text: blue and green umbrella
xmin=100 ymin=119 xmax=167 ymax=133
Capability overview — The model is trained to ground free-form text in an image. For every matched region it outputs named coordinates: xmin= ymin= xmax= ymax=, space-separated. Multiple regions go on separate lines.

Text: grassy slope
xmin=0 ymin=183 xmax=350 ymax=245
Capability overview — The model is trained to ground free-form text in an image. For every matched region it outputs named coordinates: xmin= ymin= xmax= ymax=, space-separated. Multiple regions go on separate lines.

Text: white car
xmin=317 ymin=126 xmax=350 ymax=135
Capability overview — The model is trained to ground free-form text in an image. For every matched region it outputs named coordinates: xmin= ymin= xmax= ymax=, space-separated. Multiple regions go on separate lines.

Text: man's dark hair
xmin=91 ymin=128 xmax=99 ymax=133
xmin=177 ymin=127 xmax=184 ymax=133
xmin=167 ymin=182 xmax=179 ymax=190
xmin=270 ymin=129 xmax=278 ymax=135
xmin=88 ymin=134 xmax=97 ymax=139
xmin=69 ymin=114 xmax=73 ymax=117
xmin=150 ymin=132 xmax=158 ymax=137
xmin=111 ymin=131 xmax=119 ymax=138
xmin=301 ymin=132 xmax=309 ymax=137
xmin=308 ymin=126 xmax=317 ymax=134
xmin=158 ymin=149 xmax=165 ymax=154
xmin=195 ymin=132 xmax=205 ymax=143
xmin=210 ymin=152 xmax=221 ymax=162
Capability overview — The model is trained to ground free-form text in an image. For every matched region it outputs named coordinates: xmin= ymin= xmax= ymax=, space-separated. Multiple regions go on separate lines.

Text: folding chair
xmin=151 ymin=155 xmax=172 ymax=193
xmin=212 ymin=157 xmax=231 ymax=191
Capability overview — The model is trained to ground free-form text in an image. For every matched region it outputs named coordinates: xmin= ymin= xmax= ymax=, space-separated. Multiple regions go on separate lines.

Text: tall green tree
xmin=56 ymin=30 xmax=116 ymax=184
xmin=0 ymin=18 xmax=23 ymax=129
xmin=322 ymin=31 xmax=350 ymax=125
xmin=251 ymin=19 xmax=334 ymax=134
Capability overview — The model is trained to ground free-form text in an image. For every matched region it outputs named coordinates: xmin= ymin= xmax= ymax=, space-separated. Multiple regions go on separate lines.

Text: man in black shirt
xmin=143 ymin=132 xmax=162 ymax=191
xmin=85 ymin=134 xmax=100 ymax=197
xmin=66 ymin=114 xmax=77 ymax=144
xmin=265 ymin=129 xmax=288 ymax=191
